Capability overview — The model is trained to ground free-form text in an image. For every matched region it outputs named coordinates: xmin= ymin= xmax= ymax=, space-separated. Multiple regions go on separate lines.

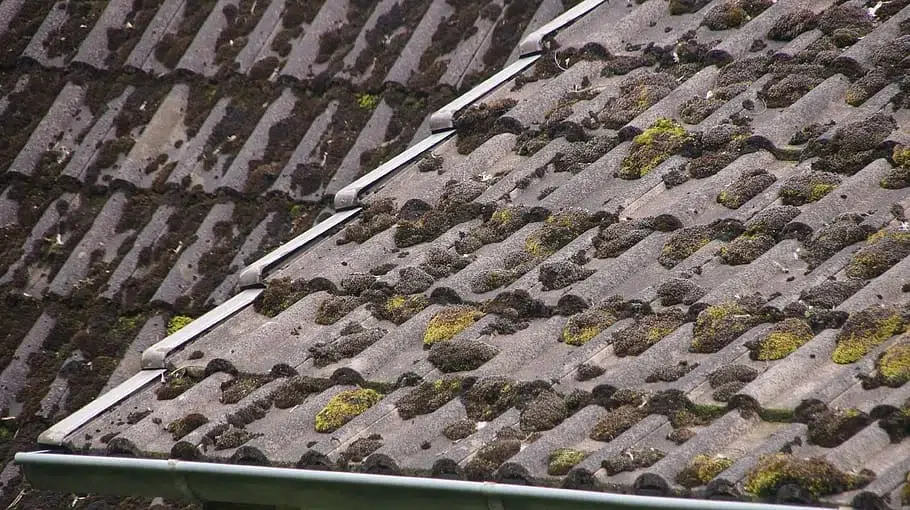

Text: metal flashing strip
xmin=518 ymin=0 xmax=608 ymax=56
xmin=36 ymin=370 xmax=164 ymax=446
xmin=16 ymin=452 xmax=826 ymax=510
xmin=237 ymin=208 xmax=362 ymax=288
xmin=334 ymin=131 xmax=454 ymax=210
xmin=428 ymin=55 xmax=540 ymax=133
xmin=141 ymin=288 xmax=263 ymax=369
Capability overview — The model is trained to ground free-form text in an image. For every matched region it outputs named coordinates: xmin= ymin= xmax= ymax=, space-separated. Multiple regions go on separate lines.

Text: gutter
xmin=15 ymin=452 xmax=820 ymax=510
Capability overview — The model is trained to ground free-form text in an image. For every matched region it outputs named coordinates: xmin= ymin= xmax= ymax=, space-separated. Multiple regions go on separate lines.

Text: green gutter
xmin=15 ymin=452 xmax=819 ymax=510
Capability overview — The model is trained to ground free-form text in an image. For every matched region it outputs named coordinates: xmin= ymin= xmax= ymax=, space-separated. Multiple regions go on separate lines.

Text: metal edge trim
xmin=518 ymin=0 xmax=609 ymax=56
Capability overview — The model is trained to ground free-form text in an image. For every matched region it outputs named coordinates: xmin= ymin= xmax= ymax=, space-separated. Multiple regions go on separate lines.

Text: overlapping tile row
xmin=0 ymin=1 xmax=562 ymax=507
xmin=56 ymin=0 xmax=910 ymax=507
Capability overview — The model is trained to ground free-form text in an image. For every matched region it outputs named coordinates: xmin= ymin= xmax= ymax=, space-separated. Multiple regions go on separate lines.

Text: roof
xmin=0 ymin=0 xmax=562 ymax=506
xmin=10 ymin=0 xmax=910 ymax=507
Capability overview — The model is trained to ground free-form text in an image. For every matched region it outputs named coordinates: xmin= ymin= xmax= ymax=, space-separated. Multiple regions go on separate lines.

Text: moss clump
xmin=590 ymin=405 xmax=647 ymax=441
xmin=423 ymin=306 xmax=484 ymax=347
xmin=873 ymin=340 xmax=910 ymax=387
xmin=520 ymin=391 xmax=568 ymax=432
xmin=314 ymin=389 xmax=383 ymax=433
xmin=845 ymin=229 xmax=910 ymax=280
xmin=461 ymin=377 xmax=527 ymax=421
xmin=524 ymin=210 xmax=597 ymax=258
xmin=601 ymin=447 xmax=666 ymax=475
xmin=376 ymin=294 xmax=429 ymax=325
xmin=658 ymin=225 xmax=714 ymax=268
xmin=613 ymin=309 xmax=686 ymax=356
xmin=428 ymin=339 xmax=499 ymax=372
xmin=356 ymin=93 xmax=379 ymax=110
xmin=743 ymin=454 xmax=873 ymax=498
xmin=806 ymin=407 xmax=871 ymax=447
xmin=561 ymin=309 xmax=616 ymax=346
xmin=882 ymin=145 xmax=910 ymax=189
xmin=156 ymin=369 xmax=204 ymax=400
xmin=833 ymin=306 xmax=906 ymax=364
xmin=443 ymin=419 xmax=476 ymax=440
xmin=166 ymin=315 xmax=194 ymax=335
xmin=676 ymin=455 xmax=734 ymax=488
xmin=547 ymin=448 xmax=586 ymax=476
xmin=619 ymin=119 xmax=691 ymax=180
xmin=270 ymin=376 xmax=334 ymax=409
xmin=221 ymin=376 xmax=267 ymax=404
xmin=396 ymin=377 xmax=463 ymax=419
xmin=747 ymin=318 xmax=814 ymax=360
xmin=310 ymin=328 xmax=386 ymax=368
xmin=314 ymin=296 xmax=364 ymax=325
xmin=255 ymin=277 xmax=313 ymax=317
xmin=778 ymin=171 xmax=841 ymax=206
xmin=691 ymin=300 xmax=762 ymax=353
xmin=719 ymin=233 xmax=776 ymax=266
xmin=341 ymin=198 xmax=398 ymax=244
xmin=167 ymin=413 xmax=209 ymax=440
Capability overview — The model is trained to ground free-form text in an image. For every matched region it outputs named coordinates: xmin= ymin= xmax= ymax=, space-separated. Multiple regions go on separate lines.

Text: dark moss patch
xmin=883 ymin=144 xmax=910 ymax=189
xmin=549 ymin=135 xmax=619 ymax=174
xmin=269 ymin=376 xmax=333 ymax=409
xmin=593 ymin=215 xmax=680 ymax=258
xmin=167 ymin=413 xmax=209 ymax=440
xmin=454 ymin=205 xmax=547 ymax=255
xmin=809 ymin=113 xmax=897 ymax=176
xmin=801 ymin=213 xmax=874 ymax=268
xmin=817 ymin=4 xmax=873 ymax=36
xmin=314 ymin=296 xmax=364 ymax=325
xmin=420 ymin=246 xmax=473 ymax=279
xmin=708 ymin=365 xmax=758 ymax=388
xmin=255 ymin=277 xmax=321 ymax=317
xmin=619 ymin=119 xmax=692 ymax=180
xmin=646 ymin=360 xmax=697 ymax=383
xmin=428 ymin=339 xmax=499 ymax=373
xmin=659 ymin=219 xmax=745 ymax=268
xmin=213 ymin=0 xmax=272 ymax=68
xmin=691 ymin=297 xmax=766 ymax=353
xmin=668 ymin=428 xmax=696 ymax=444
xmin=746 ymin=318 xmax=814 ymax=360
xmin=601 ymin=447 xmax=665 ymax=475
xmin=155 ymin=368 xmax=204 ymax=400
xmin=561 ymin=308 xmax=617 ymax=347
xmin=833 ymin=305 xmax=906 ymax=364
xmin=221 ymin=375 xmax=270 ymax=404
xmin=462 ymin=377 xmax=550 ymax=422
xmin=677 ymin=455 xmax=734 ymax=487
xmin=758 ymin=61 xmax=829 ymax=108
xmin=597 ymin=73 xmax=677 ymax=129
xmin=453 ymin=99 xmax=518 ymax=155
xmin=719 ymin=233 xmax=776 ymax=265
xmin=790 ymin=122 xmax=835 ymax=146
xmin=767 ymin=9 xmax=818 ymax=41
xmin=717 ymin=169 xmax=776 ymax=209
xmin=805 ymin=406 xmax=872 ymax=447
xmin=846 ymin=68 xmax=890 ymax=107
xmin=590 ymin=405 xmax=647 ymax=441
xmin=154 ymin=0 xmax=218 ymax=68
xmin=394 ymin=266 xmax=435 ymax=295
xmin=43 ymin=0 xmax=107 ymax=62
xmin=443 ymin=419 xmax=476 ymax=440
xmin=310 ymin=328 xmax=386 ymax=368
xmin=613 ymin=309 xmax=686 ymax=356
xmin=340 ymin=199 xmax=398 ymax=244
xmin=538 ymin=259 xmax=595 ymax=291
xmin=800 ymin=280 xmax=864 ymax=309
xmin=396 ymin=376 xmax=463 ymax=419
xmin=520 ymin=391 xmax=568 ymax=432
xmin=576 ymin=363 xmax=605 ymax=381
xmin=745 ymin=206 xmax=801 ymax=236
xmin=845 ymin=229 xmax=910 ymax=280
xmin=656 ymin=277 xmax=706 ymax=306
xmin=702 ymin=1 xmax=754 ymax=30
xmin=213 ymin=426 xmax=258 ymax=451
xmin=372 ymin=294 xmax=429 ymax=326
xmin=394 ymin=180 xmax=490 ymax=249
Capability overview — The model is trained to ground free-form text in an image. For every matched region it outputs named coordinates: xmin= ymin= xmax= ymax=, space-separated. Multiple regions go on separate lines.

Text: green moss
xmin=524 ymin=210 xmax=596 ymax=258
xmin=423 ymin=306 xmax=484 ymax=346
xmin=676 ymin=455 xmax=734 ymax=487
xmin=749 ymin=318 xmax=814 ymax=360
xmin=490 ymin=208 xmax=515 ymax=225
xmin=893 ymin=145 xmax=910 ymax=168
xmin=691 ymin=301 xmax=756 ymax=353
xmin=758 ymin=407 xmax=795 ymax=423
xmin=808 ymin=183 xmax=836 ymax=202
xmin=255 ymin=277 xmax=309 ymax=317
xmin=547 ymin=448 xmax=586 ymax=475
xmin=315 ymin=389 xmax=383 ymax=433
xmin=619 ymin=118 xmax=691 ymax=180
xmin=717 ymin=190 xmax=736 ymax=208
xmin=744 ymin=454 xmax=871 ymax=498
xmin=167 ymin=413 xmax=209 ymax=440
xmin=166 ymin=315 xmax=194 ymax=336
xmin=833 ymin=306 xmax=905 ymax=364
xmin=846 ymin=229 xmax=910 ymax=279
xmin=903 ymin=472 xmax=910 ymax=505
xmin=562 ymin=309 xmax=616 ymax=346
xmin=356 ymin=93 xmax=379 ymax=110
xmin=876 ymin=340 xmax=910 ymax=387
xmin=379 ymin=294 xmax=429 ymax=325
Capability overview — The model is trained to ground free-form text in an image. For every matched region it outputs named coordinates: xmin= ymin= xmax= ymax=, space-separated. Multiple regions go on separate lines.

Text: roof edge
xmin=518 ymin=0 xmax=608 ymax=56
xmin=14 ymin=451 xmax=822 ymax=510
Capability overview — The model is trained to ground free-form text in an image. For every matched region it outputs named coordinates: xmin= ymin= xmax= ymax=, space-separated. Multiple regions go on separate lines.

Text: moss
xmin=658 ymin=225 xmax=714 ymax=268
xmin=270 ymin=376 xmax=333 ymax=409
xmin=619 ymin=119 xmax=691 ymax=180
xmin=590 ymin=405 xmax=646 ymax=441
xmin=613 ymin=309 xmax=686 ymax=356
xmin=778 ymin=172 xmax=841 ymax=206
xmin=428 ymin=339 xmax=499 ymax=372
xmin=221 ymin=376 xmax=267 ymax=404
xmin=166 ymin=315 xmax=193 ymax=336
xmin=743 ymin=454 xmax=872 ymax=498
xmin=524 ymin=210 xmax=597 ymax=258
xmin=167 ymin=413 xmax=209 ymax=440
xmin=314 ymin=389 xmax=383 ymax=433
xmin=520 ymin=391 xmax=568 ymax=432
xmin=255 ymin=277 xmax=312 ymax=317
xmin=315 ymin=296 xmax=364 ymax=325
xmin=691 ymin=301 xmax=761 ymax=353
xmin=396 ymin=377 xmax=463 ymax=419
xmin=423 ymin=305 xmax=484 ymax=347
xmin=561 ymin=309 xmax=616 ymax=346
xmin=748 ymin=318 xmax=814 ymax=360
xmin=377 ymin=294 xmax=429 ymax=325
xmin=894 ymin=145 xmax=910 ymax=168
xmin=601 ymin=447 xmax=666 ymax=475
xmin=310 ymin=328 xmax=386 ymax=368
xmin=833 ymin=306 xmax=905 ymax=364
xmin=845 ymin=229 xmax=910 ymax=279
xmin=676 ymin=455 xmax=734 ymax=488
xmin=806 ymin=407 xmax=871 ymax=447
xmin=356 ymin=93 xmax=379 ymax=110
xmin=156 ymin=370 xmax=202 ymax=400
xmin=443 ymin=419 xmax=476 ymax=440
xmin=547 ymin=448 xmax=586 ymax=475
xmin=875 ymin=340 xmax=910 ymax=387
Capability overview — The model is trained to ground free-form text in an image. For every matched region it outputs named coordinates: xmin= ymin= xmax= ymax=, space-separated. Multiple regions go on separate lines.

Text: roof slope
xmin=13 ymin=0 xmax=910 ymax=508
xmin=0 ymin=0 xmax=562 ymax=507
